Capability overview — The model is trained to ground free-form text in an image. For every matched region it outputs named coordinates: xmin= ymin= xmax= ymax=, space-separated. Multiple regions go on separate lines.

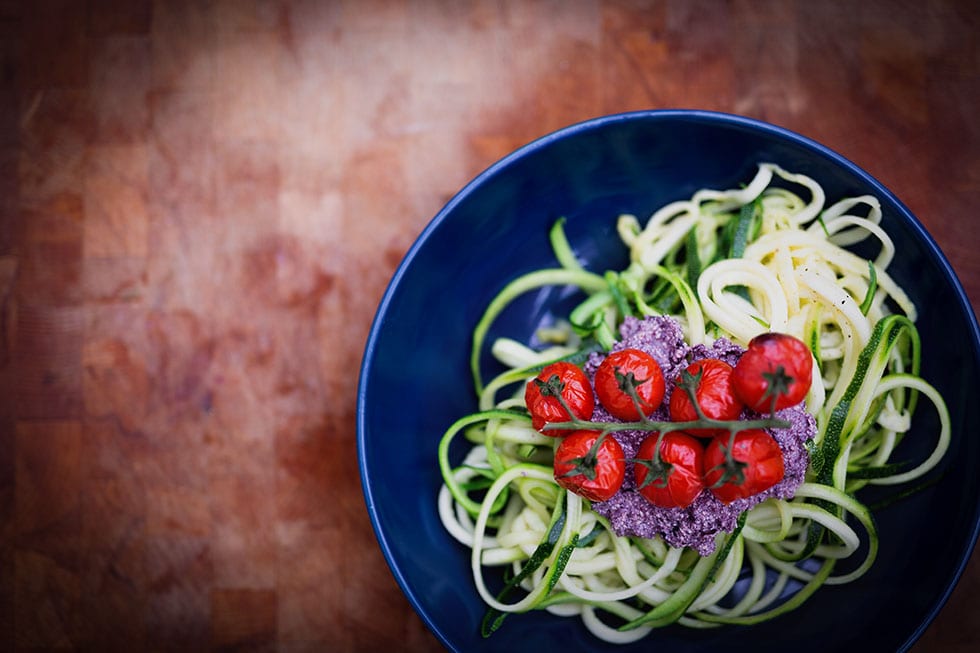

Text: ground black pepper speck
xmin=587 ymin=316 xmax=816 ymax=555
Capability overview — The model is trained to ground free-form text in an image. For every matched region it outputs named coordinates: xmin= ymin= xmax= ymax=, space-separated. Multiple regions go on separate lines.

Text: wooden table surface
xmin=1 ymin=1 xmax=978 ymax=651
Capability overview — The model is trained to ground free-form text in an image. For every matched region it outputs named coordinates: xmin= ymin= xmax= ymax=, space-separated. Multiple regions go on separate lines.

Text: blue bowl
xmin=357 ymin=110 xmax=980 ymax=652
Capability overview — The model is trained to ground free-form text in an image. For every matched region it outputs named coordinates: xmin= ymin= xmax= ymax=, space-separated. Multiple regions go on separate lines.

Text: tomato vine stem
xmin=539 ymin=370 xmax=791 ymax=490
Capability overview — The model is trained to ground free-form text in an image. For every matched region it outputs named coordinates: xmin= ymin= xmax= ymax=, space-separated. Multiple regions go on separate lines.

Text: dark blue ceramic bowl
xmin=357 ymin=110 xmax=980 ymax=652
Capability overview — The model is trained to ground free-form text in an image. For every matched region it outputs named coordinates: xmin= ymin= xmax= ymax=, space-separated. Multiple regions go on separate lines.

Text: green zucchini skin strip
xmin=806 ymin=485 xmax=878 ymax=586
xmin=859 ymin=260 xmax=878 ymax=315
xmin=438 ymin=409 xmax=530 ymax=517
xmin=692 ymin=558 xmax=836 ymax=626
xmin=720 ymin=199 xmax=759 ymax=301
xmin=549 ymin=218 xmax=584 ymax=272
xmin=685 ymin=226 xmax=702 ymax=291
xmin=729 ymin=199 xmax=758 ymax=259
xmin=470 ymin=268 xmax=607 ymax=394
xmin=820 ymin=315 xmax=921 ymax=487
xmin=605 ymin=271 xmax=633 ymax=319
xmin=651 ymin=264 xmax=706 ymax=343
xmin=619 ymin=515 xmax=746 ymax=631
xmin=795 ymin=315 xmax=921 ymax=562
xmin=481 ymin=492 xmax=570 ymax=636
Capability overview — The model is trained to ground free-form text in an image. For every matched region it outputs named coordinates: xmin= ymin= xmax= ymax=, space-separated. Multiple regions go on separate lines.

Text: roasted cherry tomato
xmin=703 ymin=429 xmax=784 ymax=504
xmin=524 ymin=361 xmax=595 ymax=437
xmin=668 ymin=358 xmax=744 ymax=436
xmin=553 ymin=430 xmax=625 ymax=502
xmin=733 ymin=333 xmax=813 ymax=413
xmin=594 ymin=348 xmax=666 ymax=421
xmin=634 ymin=431 xmax=705 ymax=509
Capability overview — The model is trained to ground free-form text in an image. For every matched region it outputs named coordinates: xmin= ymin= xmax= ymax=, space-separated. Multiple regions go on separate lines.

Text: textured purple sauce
xmin=585 ymin=316 xmax=816 ymax=555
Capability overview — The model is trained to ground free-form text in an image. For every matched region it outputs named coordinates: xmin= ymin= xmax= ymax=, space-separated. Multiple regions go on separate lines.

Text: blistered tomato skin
xmin=704 ymin=429 xmax=785 ymax=504
xmin=634 ymin=431 xmax=705 ymax=509
xmin=733 ymin=333 xmax=814 ymax=413
xmin=554 ymin=430 xmax=626 ymax=502
xmin=594 ymin=348 xmax=666 ymax=421
xmin=668 ymin=359 xmax=744 ymax=436
xmin=524 ymin=362 xmax=595 ymax=437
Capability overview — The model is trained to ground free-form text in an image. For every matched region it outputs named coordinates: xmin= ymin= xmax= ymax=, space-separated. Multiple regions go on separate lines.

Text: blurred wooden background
xmin=1 ymin=0 xmax=978 ymax=651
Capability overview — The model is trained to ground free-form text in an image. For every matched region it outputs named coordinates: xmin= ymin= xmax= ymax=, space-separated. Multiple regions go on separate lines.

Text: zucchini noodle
xmin=438 ymin=164 xmax=950 ymax=641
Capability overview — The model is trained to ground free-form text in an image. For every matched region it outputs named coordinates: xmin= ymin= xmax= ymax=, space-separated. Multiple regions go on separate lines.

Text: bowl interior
xmin=357 ymin=111 xmax=980 ymax=653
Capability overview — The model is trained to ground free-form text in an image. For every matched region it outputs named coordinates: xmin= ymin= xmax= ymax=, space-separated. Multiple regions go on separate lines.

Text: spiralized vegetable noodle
xmin=437 ymin=164 xmax=949 ymax=641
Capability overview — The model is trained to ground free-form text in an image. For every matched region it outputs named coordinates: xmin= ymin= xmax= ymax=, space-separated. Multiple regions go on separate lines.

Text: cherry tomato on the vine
xmin=553 ymin=430 xmax=625 ymax=502
xmin=732 ymin=332 xmax=813 ymax=413
xmin=524 ymin=361 xmax=595 ymax=437
xmin=703 ymin=429 xmax=784 ymax=504
xmin=668 ymin=358 xmax=744 ymax=436
xmin=594 ymin=348 xmax=666 ymax=421
xmin=634 ymin=431 xmax=705 ymax=509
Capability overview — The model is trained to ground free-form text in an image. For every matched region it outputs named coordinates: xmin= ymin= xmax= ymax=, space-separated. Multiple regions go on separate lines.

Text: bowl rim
xmin=356 ymin=108 xmax=980 ymax=651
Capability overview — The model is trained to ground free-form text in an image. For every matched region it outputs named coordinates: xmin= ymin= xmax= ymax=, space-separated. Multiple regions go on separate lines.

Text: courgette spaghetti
xmin=436 ymin=163 xmax=950 ymax=642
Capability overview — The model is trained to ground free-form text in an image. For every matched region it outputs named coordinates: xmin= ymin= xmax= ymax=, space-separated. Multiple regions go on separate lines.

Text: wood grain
xmin=1 ymin=1 xmax=978 ymax=651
